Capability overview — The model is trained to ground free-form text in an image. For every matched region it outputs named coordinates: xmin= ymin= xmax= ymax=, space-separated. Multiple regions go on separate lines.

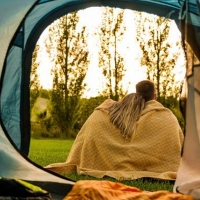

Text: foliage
xmin=30 ymin=44 xmax=40 ymax=109
xmin=74 ymin=96 xmax=107 ymax=130
xmin=30 ymin=95 xmax=107 ymax=139
xmin=28 ymin=139 xmax=174 ymax=192
xmin=135 ymin=13 xmax=185 ymax=103
xmin=40 ymin=89 xmax=50 ymax=99
xmin=170 ymin=106 xmax=185 ymax=133
xmin=31 ymin=121 xmax=59 ymax=139
xmin=98 ymin=7 xmax=128 ymax=100
xmin=31 ymin=97 xmax=55 ymax=139
xmin=158 ymin=96 xmax=185 ymax=132
xmin=45 ymin=11 xmax=89 ymax=137
xmin=30 ymin=94 xmax=184 ymax=138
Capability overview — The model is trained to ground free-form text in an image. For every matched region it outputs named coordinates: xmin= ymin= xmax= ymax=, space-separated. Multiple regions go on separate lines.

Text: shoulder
xmin=138 ymin=100 xmax=181 ymax=129
xmin=145 ymin=100 xmax=164 ymax=107
xmin=95 ymin=99 xmax=116 ymax=111
xmin=141 ymin=100 xmax=172 ymax=115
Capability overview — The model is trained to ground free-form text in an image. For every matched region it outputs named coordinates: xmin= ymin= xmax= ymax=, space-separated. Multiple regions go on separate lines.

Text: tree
xmin=98 ymin=7 xmax=127 ymax=100
xmin=136 ymin=13 xmax=183 ymax=104
xmin=30 ymin=44 xmax=40 ymax=109
xmin=45 ymin=12 xmax=89 ymax=137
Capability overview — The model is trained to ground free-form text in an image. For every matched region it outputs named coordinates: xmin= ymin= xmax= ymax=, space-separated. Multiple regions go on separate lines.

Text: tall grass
xmin=28 ymin=139 xmax=174 ymax=192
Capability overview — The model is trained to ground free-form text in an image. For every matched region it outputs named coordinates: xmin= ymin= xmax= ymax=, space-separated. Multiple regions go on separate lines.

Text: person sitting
xmin=45 ymin=80 xmax=184 ymax=181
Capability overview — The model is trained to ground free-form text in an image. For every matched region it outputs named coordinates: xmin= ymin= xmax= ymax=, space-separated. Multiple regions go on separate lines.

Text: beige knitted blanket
xmin=45 ymin=100 xmax=184 ymax=180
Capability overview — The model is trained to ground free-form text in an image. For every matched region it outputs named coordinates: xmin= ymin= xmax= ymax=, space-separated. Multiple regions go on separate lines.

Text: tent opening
xmin=28 ymin=6 xmax=186 ymax=170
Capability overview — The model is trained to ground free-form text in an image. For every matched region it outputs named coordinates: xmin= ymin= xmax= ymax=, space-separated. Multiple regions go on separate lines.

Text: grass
xmin=28 ymin=139 xmax=174 ymax=192
xmin=29 ymin=139 xmax=74 ymax=166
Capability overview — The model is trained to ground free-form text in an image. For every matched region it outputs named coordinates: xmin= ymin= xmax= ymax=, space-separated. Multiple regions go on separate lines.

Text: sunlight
xmin=36 ymin=29 xmax=53 ymax=89
xmin=168 ymin=20 xmax=186 ymax=82
xmin=36 ymin=7 xmax=186 ymax=97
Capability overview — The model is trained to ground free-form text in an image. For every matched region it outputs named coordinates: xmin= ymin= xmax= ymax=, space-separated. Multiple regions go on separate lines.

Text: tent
xmin=0 ymin=0 xmax=200 ymax=199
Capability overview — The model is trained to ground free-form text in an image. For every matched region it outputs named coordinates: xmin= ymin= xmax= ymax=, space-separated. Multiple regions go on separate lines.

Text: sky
xmin=36 ymin=7 xmax=186 ymax=98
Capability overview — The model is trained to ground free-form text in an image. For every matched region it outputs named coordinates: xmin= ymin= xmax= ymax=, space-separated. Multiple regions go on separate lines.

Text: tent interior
xmin=0 ymin=0 xmax=200 ymax=199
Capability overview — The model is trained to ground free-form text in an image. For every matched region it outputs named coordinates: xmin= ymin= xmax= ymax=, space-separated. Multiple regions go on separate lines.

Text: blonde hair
xmin=108 ymin=93 xmax=145 ymax=139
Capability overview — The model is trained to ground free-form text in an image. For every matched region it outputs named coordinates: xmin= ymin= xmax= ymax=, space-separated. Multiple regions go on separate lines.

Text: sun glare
xmin=36 ymin=7 xmax=186 ymax=98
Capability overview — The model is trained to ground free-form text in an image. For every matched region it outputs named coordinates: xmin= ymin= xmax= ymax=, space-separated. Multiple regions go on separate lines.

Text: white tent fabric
xmin=174 ymin=68 xmax=200 ymax=199
xmin=0 ymin=0 xmax=200 ymax=199
xmin=0 ymin=0 xmax=36 ymax=74
xmin=0 ymin=111 xmax=75 ymax=198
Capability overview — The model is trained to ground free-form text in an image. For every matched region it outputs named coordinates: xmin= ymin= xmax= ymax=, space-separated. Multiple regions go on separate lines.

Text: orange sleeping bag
xmin=64 ymin=180 xmax=194 ymax=200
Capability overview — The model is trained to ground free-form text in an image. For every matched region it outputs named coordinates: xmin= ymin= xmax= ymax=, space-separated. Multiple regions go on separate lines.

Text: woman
xmin=108 ymin=93 xmax=145 ymax=139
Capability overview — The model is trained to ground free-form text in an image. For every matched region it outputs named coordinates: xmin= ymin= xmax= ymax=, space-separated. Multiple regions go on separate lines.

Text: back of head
xmin=136 ymin=80 xmax=155 ymax=102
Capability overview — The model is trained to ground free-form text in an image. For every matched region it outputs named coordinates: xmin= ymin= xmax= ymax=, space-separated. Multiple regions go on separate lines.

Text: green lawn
xmin=29 ymin=139 xmax=74 ymax=166
xmin=28 ymin=139 xmax=174 ymax=192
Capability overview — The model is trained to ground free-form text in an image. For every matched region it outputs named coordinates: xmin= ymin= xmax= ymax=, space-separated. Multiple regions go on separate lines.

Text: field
xmin=29 ymin=139 xmax=74 ymax=166
xmin=28 ymin=139 xmax=174 ymax=192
